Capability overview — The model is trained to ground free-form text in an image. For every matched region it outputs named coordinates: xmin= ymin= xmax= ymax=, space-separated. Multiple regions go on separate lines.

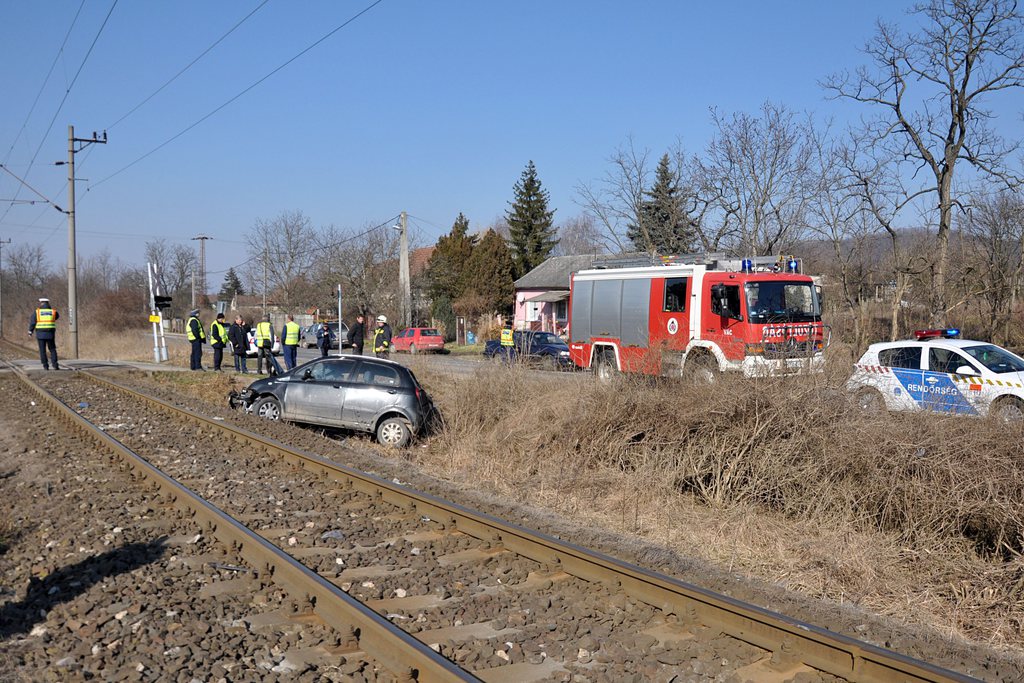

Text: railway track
xmin=0 ymin=348 xmax=981 ymax=683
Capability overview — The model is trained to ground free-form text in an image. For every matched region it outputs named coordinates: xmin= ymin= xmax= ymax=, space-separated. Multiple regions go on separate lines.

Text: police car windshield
xmin=744 ymin=282 xmax=820 ymax=323
xmin=962 ymin=345 xmax=1024 ymax=374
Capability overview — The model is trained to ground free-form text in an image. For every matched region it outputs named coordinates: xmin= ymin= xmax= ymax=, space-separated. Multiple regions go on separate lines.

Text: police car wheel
xmin=376 ymin=417 xmax=411 ymax=447
xmin=409 ymin=343 xmax=418 ymax=355
xmin=253 ymin=396 xmax=282 ymax=421
xmin=855 ymin=388 xmax=884 ymax=413
xmin=991 ymin=396 xmax=1024 ymax=423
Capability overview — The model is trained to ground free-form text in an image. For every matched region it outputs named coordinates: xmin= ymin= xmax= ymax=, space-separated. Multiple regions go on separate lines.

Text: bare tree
xmin=553 ymin=213 xmax=605 ymax=256
xmin=246 ymin=210 xmax=317 ymax=308
xmin=823 ymin=0 xmax=1024 ymax=325
xmin=312 ymin=223 xmax=401 ymax=319
xmin=145 ymin=238 xmax=196 ymax=311
xmin=694 ymin=102 xmax=815 ymax=255
xmin=574 ymin=138 xmax=653 ymax=253
xmin=4 ymin=243 xmax=50 ymax=294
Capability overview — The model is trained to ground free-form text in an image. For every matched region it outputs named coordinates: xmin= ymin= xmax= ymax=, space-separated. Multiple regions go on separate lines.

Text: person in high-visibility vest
xmin=28 ymin=297 xmax=60 ymax=370
xmin=209 ymin=312 xmax=229 ymax=371
xmin=283 ymin=314 xmax=301 ymax=370
xmin=372 ymin=315 xmax=392 ymax=358
xmin=255 ymin=314 xmax=282 ymax=376
xmin=186 ymin=308 xmax=207 ymax=371
xmin=499 ymin=321 xmax=515 ymax=361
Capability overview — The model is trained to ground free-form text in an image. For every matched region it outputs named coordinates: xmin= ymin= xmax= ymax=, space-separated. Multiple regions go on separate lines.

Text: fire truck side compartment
xmin=620 ymin=279 xmax=650 ymax=347
xmin=570 ymin=279 xmax=592 ymax=343
xmin=570 ymin=277 xmax=650 ymax=350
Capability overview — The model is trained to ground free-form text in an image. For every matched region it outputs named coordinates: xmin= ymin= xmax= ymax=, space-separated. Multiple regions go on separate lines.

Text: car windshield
xmin=531 ymin=332 xmax=564 ymax=345
xmin=962 ymin=344 xmax=1024 ymax=374
xmin=744 ymin=281 xmax=820 ymax=323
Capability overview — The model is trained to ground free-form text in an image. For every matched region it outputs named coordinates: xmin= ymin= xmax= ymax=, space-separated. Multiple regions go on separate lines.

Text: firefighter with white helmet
xmin=373 ymin=315 xmax=392 ymax=358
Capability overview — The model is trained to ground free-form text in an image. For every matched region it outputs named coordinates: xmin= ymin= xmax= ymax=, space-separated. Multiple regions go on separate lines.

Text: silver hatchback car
xmin=229 ymin=355 xmax=438 ymax=447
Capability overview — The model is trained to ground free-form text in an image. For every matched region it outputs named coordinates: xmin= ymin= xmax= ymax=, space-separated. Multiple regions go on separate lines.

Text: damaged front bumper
xmin=228 ymin=389 xmax=255 ymax=412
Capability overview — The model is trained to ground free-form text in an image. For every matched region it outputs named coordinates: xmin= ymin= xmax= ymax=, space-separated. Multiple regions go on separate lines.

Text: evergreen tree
xmin=430 ymin=294 xmax=457 ymax=342
xmin=460 ymin=229 xmax=515 ymax=316
xmin=219 ymin=267 xmax=245 ymax=299
xmin=627 ymin=153 xmax=695 ymax=255
xmin=426 ymin=213 xmax=476 ymax=302
xmin=505 ymin=160 xmax=557 ymax=277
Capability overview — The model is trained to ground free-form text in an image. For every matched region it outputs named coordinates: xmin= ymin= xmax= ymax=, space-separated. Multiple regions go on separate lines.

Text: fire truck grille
xmin=761 ymin=341 xmax=818 ymax=360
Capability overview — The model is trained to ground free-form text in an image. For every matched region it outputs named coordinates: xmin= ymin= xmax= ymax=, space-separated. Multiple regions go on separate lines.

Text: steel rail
xmin=5 ymin=362 xmax=478 ymax=683
xmin=78 ymin=369 xmax=979 ymax=683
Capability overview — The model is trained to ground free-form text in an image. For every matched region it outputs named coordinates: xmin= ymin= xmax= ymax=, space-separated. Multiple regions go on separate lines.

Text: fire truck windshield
xmin=744 ymin=281 xmax=820 ymax=324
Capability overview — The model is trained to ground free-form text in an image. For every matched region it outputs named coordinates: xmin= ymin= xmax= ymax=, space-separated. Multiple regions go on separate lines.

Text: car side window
xmin=356 ymin=363 xmax=400 ymax=387
xmin=928 ymin=348 xmax=975 ymax=374
xmin=878 ymin=346 xmax=922 ymax=369
xmin=664 ymin=277 xmax=688 ymax=312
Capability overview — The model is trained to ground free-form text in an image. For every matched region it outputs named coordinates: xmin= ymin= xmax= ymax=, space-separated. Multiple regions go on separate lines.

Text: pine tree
xmin=460 ymin=229 xmax=515 ymax=316
xmin=627 ymin=153 xmax=695 ymax=255
xmin=219 ymin=267 xmax=245 ymax=299
xmin=426 ymin=213 xmax=477 ymax=302
xmin=505 ymin=160 xmax=557 ymax=277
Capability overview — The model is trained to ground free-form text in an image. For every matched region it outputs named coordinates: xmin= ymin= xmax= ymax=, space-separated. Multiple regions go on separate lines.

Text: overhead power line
xmin=0 ymin=0 xmax=118 ymax=225
xmin=0 ymin=164 xmax=64 ymax=213
xmin=91 ymin=0 xmax=385 ymax=190
xmin=105 ymin=0 xmax=271 ymax=131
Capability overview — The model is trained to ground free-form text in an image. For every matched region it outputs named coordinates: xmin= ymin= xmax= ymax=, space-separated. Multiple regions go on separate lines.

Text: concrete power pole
xmin=398 ymin=211 xmax=411 ymax=327
xmin=191 ymin=235 xmax=211 ymax=305
xmin=64 ymin=125 xmax=106 ymax=359
xmin=0 ymin=238 xmax=10 ymax=338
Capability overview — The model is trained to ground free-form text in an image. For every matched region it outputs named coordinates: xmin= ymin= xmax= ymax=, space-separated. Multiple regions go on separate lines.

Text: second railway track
xmin=4 ymin=355 xmax=985 ymax=682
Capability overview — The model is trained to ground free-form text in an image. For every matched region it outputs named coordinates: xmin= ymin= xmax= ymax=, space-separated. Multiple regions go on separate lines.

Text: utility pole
xmin=398 ymin=210 xmax=411 ymax=327
xmin=190 ymin=265 xmax=196 ymax=309
xmin=0 ymin=238 xmax=10 ymax=338
xmin=191 ymin=235 xmax=211 ymax=306
xmin=63 ymin=125 xmax=106 ymax=359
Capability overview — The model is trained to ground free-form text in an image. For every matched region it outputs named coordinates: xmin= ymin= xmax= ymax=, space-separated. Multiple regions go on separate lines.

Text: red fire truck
xmin=567 ymin=254 xmax=827 ymax=379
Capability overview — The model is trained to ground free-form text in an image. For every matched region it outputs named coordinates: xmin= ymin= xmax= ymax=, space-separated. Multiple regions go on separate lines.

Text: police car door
xmin=923 ymin=347 xmax=981 ymax=415
xmin=874 ymin=345 xmax=924 ymax=411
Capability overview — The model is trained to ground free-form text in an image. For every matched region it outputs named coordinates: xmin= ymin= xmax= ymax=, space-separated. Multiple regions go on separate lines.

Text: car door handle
xmin=332 ymin=385 xmax=340 ymax=388
xmin=388 ymin=389 xmax=397 ymax=394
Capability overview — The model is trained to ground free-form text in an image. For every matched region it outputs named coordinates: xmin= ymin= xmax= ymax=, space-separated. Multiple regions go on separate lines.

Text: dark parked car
xmin=483 ymin=330 xmax=573 ymax=369
xmin=229 ymin=356 xmax=437 ymax=447
xmin=300 ymin=321 xmax=351 ymax=350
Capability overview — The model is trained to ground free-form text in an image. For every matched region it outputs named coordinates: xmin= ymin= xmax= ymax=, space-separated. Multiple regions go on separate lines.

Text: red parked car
xmin=392 ymin=327 xmax=445 ymax=354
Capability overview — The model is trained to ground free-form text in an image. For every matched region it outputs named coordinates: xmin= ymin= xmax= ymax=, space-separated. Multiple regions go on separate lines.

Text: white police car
xmin=847 ymin=329 xmax=1024 ymax=421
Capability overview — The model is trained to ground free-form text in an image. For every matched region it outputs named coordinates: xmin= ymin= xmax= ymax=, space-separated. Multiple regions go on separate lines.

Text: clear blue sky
xmin=1 ymin=1 xmax=1019 ymax=281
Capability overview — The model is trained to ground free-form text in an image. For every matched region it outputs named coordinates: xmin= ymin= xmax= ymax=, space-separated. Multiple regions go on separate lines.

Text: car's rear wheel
xmin=253 ymin=396 xmax=282 ymax=421
xmin=376 ymin=417 xmax=412 ymax=447
xmin=409 ymin=343 xmax=417 ymax=355
xmin=991 ymin=396 xmax=1024 ymax=423
xmin=855 ymin=388 xmax=885 ymax=413
xmin=594 ymin=350 xmax=616 ymax=382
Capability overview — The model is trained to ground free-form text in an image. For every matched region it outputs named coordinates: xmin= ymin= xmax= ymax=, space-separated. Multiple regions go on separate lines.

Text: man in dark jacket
xmin=315 ymin=321 xmax=332 ymax=358
xmin=186 ymin=308 xmax=206 ymax=371
xmin=29 ymin=297 xmax=60 ymax=370
xmin=347 ymin=313 xmax=365 ymax=356
xmin=228 ymin=315 xmax=250 ymax=373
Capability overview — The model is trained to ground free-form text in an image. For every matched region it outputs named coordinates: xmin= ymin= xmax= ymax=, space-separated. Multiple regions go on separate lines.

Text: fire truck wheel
xmin=594 ymin=351 xmax=617 ymax=382
xmin=854 ymin=388 xmax=884 ymax=414
xmin=684 ymin=352 xmax=718 ymax=384
xmin=991 ymin=396 xmax=1024 ymax=423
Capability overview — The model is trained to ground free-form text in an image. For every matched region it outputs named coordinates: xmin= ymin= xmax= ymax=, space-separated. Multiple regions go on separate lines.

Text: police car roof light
xmin=914 ymin=328 xmax=961 ymax=341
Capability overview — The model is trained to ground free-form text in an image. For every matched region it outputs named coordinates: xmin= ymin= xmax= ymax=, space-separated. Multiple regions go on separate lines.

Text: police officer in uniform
xmin=255 ymin=314 xmax=282 ymax=376
xmin=209 ymin=312 xmax=229 ymax=371
xmin=282 ymin=314 xmax=301 ymax=370
xmin=372 ymin=315 xmax=392 ymax=358
xmin=186 ymin=308 xmax=206 ymax=370
xmin=29 ymin=297 xmax=60 ymax=370
xmin=500 ymin=320 xmax=515 ymax=361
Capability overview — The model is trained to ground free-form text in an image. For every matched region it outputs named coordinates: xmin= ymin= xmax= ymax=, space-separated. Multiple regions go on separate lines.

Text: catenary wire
xmin=105 ymin=0 xmax=271 ymax=131
xmin=90 ymin=0 xmax=385 ymax=191
xmin=0 ymin=0 xmax=118 ymax=226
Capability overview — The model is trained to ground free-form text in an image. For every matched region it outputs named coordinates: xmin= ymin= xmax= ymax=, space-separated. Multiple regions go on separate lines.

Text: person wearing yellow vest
xmin=283 ymin=314 xmax=301 ymax=370
xmin=209 ymin=312 xmax=229 ymax=372
xmin=372 ymin=315 xmax=392 ymax=358
xmin=255 ymin=313 xmax=282 ymax=376
xmin=28 ymin=297 xmax=60 ymax=370
xmin=186 ymin=308 xmax=207 ymax=371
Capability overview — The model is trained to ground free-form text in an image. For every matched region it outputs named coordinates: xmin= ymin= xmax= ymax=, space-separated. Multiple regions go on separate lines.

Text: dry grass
xmin=405 ymin=358 xmax=1024 ymax=651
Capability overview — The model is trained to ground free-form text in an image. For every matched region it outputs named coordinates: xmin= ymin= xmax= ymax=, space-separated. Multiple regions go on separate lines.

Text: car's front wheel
xmin=376 ymin=417 xmax=412 ymax=448
xmin=855 ymin=387 xmax=885 ymax=414
xmin=991 ymin=396 xmax=1024 ymax=423
xmin=409 ymin=343 xmax=417 ymax=355
xmin=253 ymin=396 xmax=282 ymax=421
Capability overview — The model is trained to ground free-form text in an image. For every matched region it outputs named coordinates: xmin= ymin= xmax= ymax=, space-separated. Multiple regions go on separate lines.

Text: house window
xmin=526 ymin=300 xmax=542 ymax=322
xmin=554 ymin=299 xmax=568 ymax=322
